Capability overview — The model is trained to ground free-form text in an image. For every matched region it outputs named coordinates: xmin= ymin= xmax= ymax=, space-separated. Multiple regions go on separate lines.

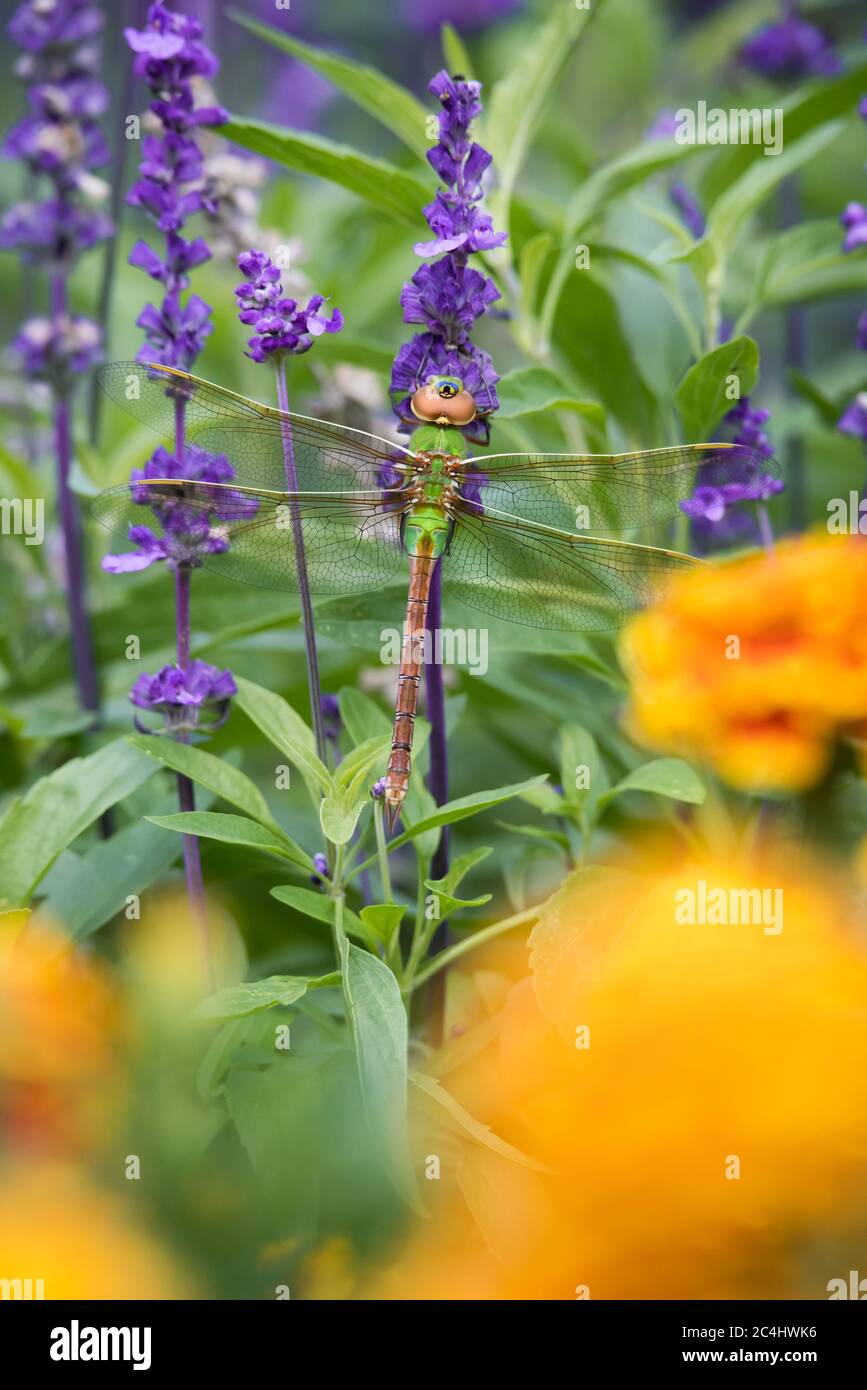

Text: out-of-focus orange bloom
xmin=375 ymin=845 xmax=867 ymax=1299
xmin=0 ymin=1163 xmax=196 ymax=1298
xmin=0 ymin=915 xmax=121 ymax=1156
xmin=620 ymin=532 xmax=867 ymax=791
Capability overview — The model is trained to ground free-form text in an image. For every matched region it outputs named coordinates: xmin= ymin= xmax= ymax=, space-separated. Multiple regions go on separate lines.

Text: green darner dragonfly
xmin=93 ymin=361 xmax=770 ymax=828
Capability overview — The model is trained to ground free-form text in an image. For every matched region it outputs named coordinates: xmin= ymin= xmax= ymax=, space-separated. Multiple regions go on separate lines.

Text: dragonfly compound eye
xmin=410 ymin=375 xmax=477 ymax=426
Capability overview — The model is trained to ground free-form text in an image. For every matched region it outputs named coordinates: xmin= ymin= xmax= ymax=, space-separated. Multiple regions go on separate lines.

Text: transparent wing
xmin=92 ymin=478 xmax=408 ymax=596
xmin=98 ymin=361 xmax=418 ymax=492
xmin=442 ymin=501 xmax=697 ymax=631
xmin=458 ymin=444 xmax=779 ymax=533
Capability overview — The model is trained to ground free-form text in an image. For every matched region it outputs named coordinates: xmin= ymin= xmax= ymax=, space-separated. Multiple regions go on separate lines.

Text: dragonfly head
xmin=410 ymin=374 xmax=477 ymax=427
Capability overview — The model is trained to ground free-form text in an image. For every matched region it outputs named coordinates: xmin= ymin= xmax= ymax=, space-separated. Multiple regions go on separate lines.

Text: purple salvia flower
xmin=839 ymin=393 xmax=867 ymax=443
xmin=841 ymin=203 xmax=867 ymax=254
xmin=680 ymin=399 xmax=782 ymax=551
xmin=124 ymin=1 xmax=227 ymax=369
xmin=1 ymin=0 xmax=112 ymax=719
xmin=235 ymin=250 xmax=343 ymax=362
xmin=130 ymin=659 xmax=236 ymax=735
xmin=739 ymin=2 xmax=841 ymax=80
xmin=391 ymin=72 xmax=504 ymax=441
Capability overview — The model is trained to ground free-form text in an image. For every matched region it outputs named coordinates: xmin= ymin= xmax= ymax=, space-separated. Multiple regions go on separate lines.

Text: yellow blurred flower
xmin=0 ymin=1163 xmax=196 ymax=1298
xmin=0 ymin=915 xmax=121 ymax=1156
xmin=374 ymin=844 xmax=867 ymax=1299
xmin=620 ymin=532 xmax=867 ymax=791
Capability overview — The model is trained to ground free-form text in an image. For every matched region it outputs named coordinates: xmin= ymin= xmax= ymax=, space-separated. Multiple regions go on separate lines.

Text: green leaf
xmin=700 ymin=58 xmax=867 ymax=207
xmin=441 ymin=23 xmax=473 ymax=78
xmin=228 ymin=10 xmax=430 ymax=159
xmin=359 ymin=903 xmax=406 ymax=947
xmin=145 ymin=811 xmax=313 ymax=871
xmin=334 ymin=734 xmax=392 ymax=796
xmin=0 ymin=740 xmax=155 ymax=908
xmin=33 ymin=818 xmax=180 ymax=940
xmin=233 ymin=675 xmax=331 ymax=798
xmin=126 ymin=733 xmax=282 ymax=830
xmin=223 ymin=117 xmax=431 ymax=226
xmin=559 ymin=723 xmax=609 ymax=825
xmin=320 ymin=786 xmax=370 ymax=847
xmin=484 ymin=0 xmax=599 ymax=227
xmin=600 ymin=757 xmax=706 ymax=807
xmin=520 ymin=781 xmax=567 ymax=817
xmin=389 ymin=775 xmax=550 ymax=852
xmin=409 ymin=1071 xmax=549 ymax=1172
xmin=428 ymin=845 xmax=493 ymax=899
xmin=338 ymin=687 xmax=390 ymax=745
xmin=495 ymin=821 xmax=571 ymax=852
xmin=541 ymin=137 xmax=704 ymax=341
xmin=334 ymin=922 xmax=419 ymax=1209
xmin=518 ymin=232 xmax=555 ymax=327
xmin=496 ymin=366 xmax=605 ymax=431
xmin=675 ymin=335 xmax=759 ymax=442
xmin=270 ymin=884 xmax=371 ymax=946
xmin=740 ymin=219 xmax=867 ymax=326
xmin=704 ymin=122 xmax=843 ymax=254
xmin=195 ymin=972 xmax=338 ymax=1022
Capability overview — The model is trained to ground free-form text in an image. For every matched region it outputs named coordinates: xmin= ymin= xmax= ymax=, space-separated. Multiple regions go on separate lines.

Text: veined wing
xmin=92 ymin=479 xmax=409 ymax=595
xmin=98 ymin=361 xmax=419 ymax=493
xmin=442 ymin=499 xmax=697 ymax=632
xmin=458 ymin=444 xmax=779 ymax=533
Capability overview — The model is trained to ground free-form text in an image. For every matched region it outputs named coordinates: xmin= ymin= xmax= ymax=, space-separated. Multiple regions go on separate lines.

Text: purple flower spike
xmin=235 ymin=251 xmax=343 ymax=362
xmin=841 ymin=203 xmax=867 ymax=255
xmin=390 ymin=71 xmax=504 ymax=438
xmin=125 ymin=1 xmax=227 ymax=370
xmin=739 ymin=3 xmax=841 ymax=80
xmin=130 ymin=659 xmax=236 ymax=735
xmin=680 ymin=397 xmax=782 ymax=551
xmin=839 ymin=394 xmax=867 ymax=443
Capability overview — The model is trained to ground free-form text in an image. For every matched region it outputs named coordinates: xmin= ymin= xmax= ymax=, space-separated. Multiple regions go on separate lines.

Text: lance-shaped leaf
xmin=126 ymin=733 xmax=288 ymax=837
xmin=598 ymin=758 xmax=706 ymax=807
xmin=270 ymin=884 xmax=373 ymax=948
xmin=0 ymin=740 xmax=155 ymax=908
xmin=228 ymin=10 xmax=430 ymax=159
xmin=388 ymin=776 xmax=550 ymax=852
xmin=223 ymin=117 xmax=431 ymax=226
xmin=195 ymin=972 xmax=338 ymax=1022
xmin=234 ymin=675 xmax=331 ymax=799
xmin=146 ymin=811 xmax=313 ymax=872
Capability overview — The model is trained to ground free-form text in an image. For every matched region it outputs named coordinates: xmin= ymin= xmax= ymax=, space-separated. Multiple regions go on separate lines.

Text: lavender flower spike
xmin=2 ymin=0 xmax=113 ymax=720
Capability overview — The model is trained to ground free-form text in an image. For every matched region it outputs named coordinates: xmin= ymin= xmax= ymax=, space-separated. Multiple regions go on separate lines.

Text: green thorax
xmin=401 ymin=424 xmax=469 ymax=559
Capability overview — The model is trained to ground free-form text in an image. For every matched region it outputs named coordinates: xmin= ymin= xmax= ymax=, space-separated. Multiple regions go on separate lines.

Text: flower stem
xmin=173 ymin=405 xmax=213 ymax=988
xmin=50 ymin=272 xmax=99 ymax=718
xmin=273 ymin=354 xmax=328 ymax=764
xmin=410 ymin=907 xmax=539 ymax=992
xmin=374 ymin=798 xmax=393 ymax=904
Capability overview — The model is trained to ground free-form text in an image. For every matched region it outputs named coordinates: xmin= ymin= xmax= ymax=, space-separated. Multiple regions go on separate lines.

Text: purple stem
xmin=273 ymin=354 xmax=328 ymax=764
xmin=756 ymin=503 xmax=775 ymax=552
xmin=50 ymin=272 xmax=99 ymax=716
xmin=173 ymin=399 xmax=214 ymax=987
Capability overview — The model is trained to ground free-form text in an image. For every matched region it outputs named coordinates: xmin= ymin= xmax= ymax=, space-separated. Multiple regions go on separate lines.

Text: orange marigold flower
xmin=373 ymin=844 xmax=867 ymax=1300
xmin=620 ymin=531 xmax=867 ymax=791
xmin=0 ymin=915 xmax=122 ymax=1157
